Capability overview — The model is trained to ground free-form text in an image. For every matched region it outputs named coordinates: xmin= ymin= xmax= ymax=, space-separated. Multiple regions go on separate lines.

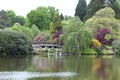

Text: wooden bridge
xmin=33 ymin=42 xmax=60 ymax=49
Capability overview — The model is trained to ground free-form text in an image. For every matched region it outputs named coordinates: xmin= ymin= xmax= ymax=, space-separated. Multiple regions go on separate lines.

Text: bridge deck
xmin=33 ymin=42 xmax=60 ymax=48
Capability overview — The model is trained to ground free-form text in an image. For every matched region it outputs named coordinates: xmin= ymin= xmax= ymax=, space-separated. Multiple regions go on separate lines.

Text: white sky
xmin=0 ymin=0 xmax=90 ymax=17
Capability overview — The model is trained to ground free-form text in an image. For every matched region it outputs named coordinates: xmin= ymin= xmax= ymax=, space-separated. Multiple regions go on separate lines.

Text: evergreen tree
xmin=60 ymin=13 xmax=64 ymax=20
xmin=13 ymin=16 xmax=25 ymax=26
xmin=0 ymin=10 xmax=11 ymax=29
xmin=75 ymin=0 xmax=87 ymax=21
xmin=84 ymin=0 xmax=105 ymax=21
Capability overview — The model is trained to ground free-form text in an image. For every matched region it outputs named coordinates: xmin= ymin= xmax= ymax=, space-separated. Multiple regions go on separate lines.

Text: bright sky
xmin=0 ymin=0 xmax=90 ymax=17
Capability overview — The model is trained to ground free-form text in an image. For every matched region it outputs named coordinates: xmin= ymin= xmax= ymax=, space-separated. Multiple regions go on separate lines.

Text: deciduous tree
xmin=6 ymin=10 xmax=16 ymax=26
xmin=27 ymin=6 xmax=52 ymax=30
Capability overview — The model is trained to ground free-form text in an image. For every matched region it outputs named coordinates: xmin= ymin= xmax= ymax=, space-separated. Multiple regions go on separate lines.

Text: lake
xmin=0 ymin=55 xmax=119 ymax=80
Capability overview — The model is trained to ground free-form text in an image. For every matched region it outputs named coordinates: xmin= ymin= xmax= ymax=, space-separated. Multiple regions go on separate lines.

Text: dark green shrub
xmin=0 ymin=29 xmax=33 ymax=55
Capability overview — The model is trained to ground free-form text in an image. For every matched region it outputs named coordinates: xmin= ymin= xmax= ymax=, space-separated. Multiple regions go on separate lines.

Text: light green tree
xmin=50 ymin=12 xmax=62 ymax=34
xmin=31 ymin=24 xmax=40 ymax=37
xmin=6 ymin=10 xmax=16 ymax=26
xmin=26 ymin=6 xmax=52 ymax=30
xmin=62 ymin=17 xmax=92 ymax=54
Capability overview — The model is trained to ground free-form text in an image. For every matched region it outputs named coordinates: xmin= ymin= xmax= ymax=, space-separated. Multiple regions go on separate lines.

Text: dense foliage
xmin=52 ymin=29 xmax=63 ymax=43
xmin=5 ymin=23 xmax=39 ymax=41
xmin=31 ymin=25 xmax=40 ymax=37
xmin=84 ymin=0 xmax=104 ymax=21
xmin=84 ymin=0 xmax=120 ymax=21
xmin=0 ymin=29 xmax=32 ymax=55
xmin=75 ymin=0 xmax=87 ymax=21
xmin=0 ymin=10 xmax=11 ymax=29
xmin=13 ymin=16 xmax=25 ymax=26
xmin=50 ymin=12 xmax=62 ymax=34
xmin=61 ymin=17 xmax=92 ymax=54
xmin=6 ymin=10 xmax=16 ymax=26
xmin=33 ymin=31 xmax=51 ymax=43
xmin=94 ymin=27 xmax=114 ymax=45
xmin=26 ymin=6 xmax=52 ymax=30
xmin=19 ymin=26 xmax=34 ymax=41
xmin=109 ymin=0 xmax=120 ymax=19
xmin=85 ymin=7 xmax=120 ymax=39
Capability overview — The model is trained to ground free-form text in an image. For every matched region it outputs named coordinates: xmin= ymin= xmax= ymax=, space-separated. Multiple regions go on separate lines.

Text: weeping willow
xmin=61 ymin=17 xmax=93 ymax=54
xmin=63 ymin=29 xmax=92 ymax=54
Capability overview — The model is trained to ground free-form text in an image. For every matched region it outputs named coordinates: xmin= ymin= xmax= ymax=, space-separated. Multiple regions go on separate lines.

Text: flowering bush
xmin=92 ymin=38 xmax=101 ymax=47
xmin=94 ymin=27 xmax=114 ymax=45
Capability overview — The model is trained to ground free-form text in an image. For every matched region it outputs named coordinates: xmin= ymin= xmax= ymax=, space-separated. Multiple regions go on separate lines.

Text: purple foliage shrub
xmin=94 ymin=27 xmax=114 ymax=45
xmin=52 ymin=30 xmax=63 ymax=43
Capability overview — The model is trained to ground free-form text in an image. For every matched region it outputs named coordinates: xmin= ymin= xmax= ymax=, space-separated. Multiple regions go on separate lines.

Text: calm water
xmin=0 ymin=55 xmax=120 ymax=80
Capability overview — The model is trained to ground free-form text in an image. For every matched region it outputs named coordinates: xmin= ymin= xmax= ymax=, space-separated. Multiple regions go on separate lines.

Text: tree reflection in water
xmin=92 ymin=57 xmax=113 ymax=80
xmin=1 ymin=55 xmax=120 ymax=80
xmin=33 ymin=56 xmax=48 ymax=70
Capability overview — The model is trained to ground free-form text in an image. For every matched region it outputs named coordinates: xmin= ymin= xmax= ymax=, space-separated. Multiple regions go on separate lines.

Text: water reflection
xmin=0 ymin=55 xmax=32 ymax=71
xmin=0 ymin=55 xmax=120 ymax=80
xmin=92 ymin=57 xmax=113 ymax=80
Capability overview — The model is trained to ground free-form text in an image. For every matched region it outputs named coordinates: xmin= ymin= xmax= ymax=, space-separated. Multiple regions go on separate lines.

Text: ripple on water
xmin=0 ymin=71 xmax=76 ymax=80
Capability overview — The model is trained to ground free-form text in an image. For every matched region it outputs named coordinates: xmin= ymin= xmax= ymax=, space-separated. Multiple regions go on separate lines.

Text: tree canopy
xmin=6 ymin=10 xmax=16 ymax=26
xmin=26 ymin=6 xmax=52 ymax=30
xmin=50 ymin=12 xmax=62 ymax=34
xmin=13 ymin=16 xmax=25 ymax=26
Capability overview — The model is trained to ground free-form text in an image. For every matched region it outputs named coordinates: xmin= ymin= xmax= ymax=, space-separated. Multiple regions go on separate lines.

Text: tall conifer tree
xmin=75 ymin=0 xmax=87 ymax=21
